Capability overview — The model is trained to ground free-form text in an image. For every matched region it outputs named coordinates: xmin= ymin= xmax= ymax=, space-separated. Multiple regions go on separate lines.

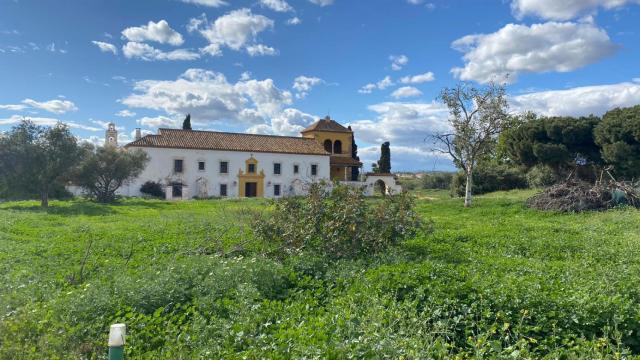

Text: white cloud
xmin=359 ymin=76 xmax=394 ymax=94
xmin=137 ymin=115 xmax=180 ymax=129
xmin=0 ymin=115 xmax=100 ymax=131
xmin=122 ymin=42 xmax=200 ymax=61
xmin=260 ymin=0 xmax=294 ymax=12
xmin=91 ymin=41 xmax=118 ymax=55
xmin=309 ymin=0 xmax=334 ymax=6
xmin=400 ymin=71 xmax=435 ymax=84
xmin=188 ymin=9 xmax=275 ymax=57
xmin=179 ymin=0 xmax=228 ymax=6
xmin=510 ymin=80 xmax=640 ymax=116
xmin=116 ymin=109 xmax=136 ymax=117
xmin=22 ymin=99 xmax=78 ymax=114
xmin=451 ymin=21 xmax=617 ymax=84
xmin=122 ymin=20 xmax=184 ymax=46
xmin=91 ymin=119 xmax=124 ymax=131
xmin=511 ymin=0 xmax=640 ymax=20
xmin=122 ymin=68 xmax=292 ymax=126
xmin=390 ymin=54 xmax=409 ymax=71
xmin=246 ymin=44 xmax=278 ymax=56
xmin=247 ymin=108 xmax=317 ymax=136
xmin=287 ymin=17 xmax=302 ymax=25
xmin=292 ymin=76 xmax=324 ymax=99
xmin=0 ymin=104 xmax=27 ymax=111
xmin=391 ymin=86 xmax=423 ymax=99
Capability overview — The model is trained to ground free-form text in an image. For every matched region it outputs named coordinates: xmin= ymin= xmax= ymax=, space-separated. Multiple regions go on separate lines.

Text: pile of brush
xmin=527 ymin=171 xmax=640 ymax=212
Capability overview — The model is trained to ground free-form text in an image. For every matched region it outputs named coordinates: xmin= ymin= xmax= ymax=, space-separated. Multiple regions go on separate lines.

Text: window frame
xmin=273 ymin=162 xmax=282 ymax=175
xmin=173 ymin=158 xmax=184 ymax=174
xmin=219 ymin=161 xmax=229 ymax=175
xmin=293 ymin=163 xmax=300 ymax=175
xmin=274 ymin=184 xmax=281 ymax=197
xmin=220 ymin=183 xmax=228 ymax=197
xmin=311 ymin=163 xmax=318 ymax=177
xmin=198 ymin=160 xmax=206 ymax=172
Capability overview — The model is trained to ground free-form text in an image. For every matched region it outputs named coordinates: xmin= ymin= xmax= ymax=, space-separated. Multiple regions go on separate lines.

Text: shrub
xmin=421 ymin=172 xmax=453 ymax=190
xmin=253 ymin=184 xmax=426 ymax=259
xmin=526 ymin=164 xmax=557 ymax=188
xmin=452 ymin=164 xmax=528 ymax=196
xmin=140 ymin=181 xmax=165 ymax=198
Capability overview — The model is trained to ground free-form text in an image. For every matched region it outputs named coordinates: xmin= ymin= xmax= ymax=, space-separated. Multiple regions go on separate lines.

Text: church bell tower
xmin=105 ymin=123 xmax=118 ymax=147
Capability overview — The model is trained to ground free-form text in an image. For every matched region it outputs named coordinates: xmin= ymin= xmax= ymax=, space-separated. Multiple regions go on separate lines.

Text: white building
xmin=117 ymin=116 xmax=401 ymax=200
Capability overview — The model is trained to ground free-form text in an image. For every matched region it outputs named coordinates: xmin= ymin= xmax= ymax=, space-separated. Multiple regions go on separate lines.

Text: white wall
xmin=121 ymin=147 xmax=331 ymax=199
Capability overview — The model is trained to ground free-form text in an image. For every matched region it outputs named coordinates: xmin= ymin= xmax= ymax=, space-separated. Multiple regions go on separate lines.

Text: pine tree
xmin=182 ymin=114 xmax=192 ymax=130
xmin=377 ymin=142 xmax=391 ymax=173
xmin=349 ymin=126 xmax=360 ymax=180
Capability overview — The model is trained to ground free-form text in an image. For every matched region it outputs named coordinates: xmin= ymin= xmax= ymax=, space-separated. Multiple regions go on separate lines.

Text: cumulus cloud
xmin=0 ymin=115 xmax=99 ymax=131
xmin=511 ymin=80 xmax=640 ymax=116
xmin=0 ymin=104 xmax=27 ymax=111
xmin=359 ymin=76 xmax=394 ymax=94
xmin=292 ymin=76 xmax=324 ymax=99
xmin=451 ymin=21 xmax=617 ymax=84
xmin=122 ymin=68 xmax=293 ymax=126
xmin=188 ymin=9 xmax=275 ymax=57
xmin=390 ymin=54 xmax=409 ymax=71
xmin=511 ymin=0 xmax=640 ymax=20
xmin=287 ymin=17 xmax=302 ymax=25
xmin=122 ymin=42 xmax=200 ymax=61
xmin=260 ymin=0 xmax=294 ymax=12
xmin=400 ymin=71 xmax=435 ymax=84
xmin=116 ymin=109 xmax=136 ymax=117
xmin=122 ymin=20 xmax=184 ymax=46
xmin=137 ymin=115 xmax=181 ymax=129
xmin=391 ymin=86 xmax=423 ymax=99
xmin=247 ymin=108 xmax=317 ymax=136
xmin=91 ymin=41 xmax=118 ymax=54
xmin=21 ymin=98 xmax=78 ymax=114
xmin=309 ymin=0 xmax=334 ymax=6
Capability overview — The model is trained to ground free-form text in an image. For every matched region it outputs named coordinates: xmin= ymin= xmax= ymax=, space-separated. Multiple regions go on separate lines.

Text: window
xmin=220 ymin=184 xmax=228 ymax=197
xmin=248 ymin=163 xmax=256 ymax=173
xmin=311 ymin=164 xmax=318 ymax=176
xmin=293 ymin=164 xmax=299 ymax=174
xmin=174 ymin=159 xmax=183 ymax=173
xmin=333 ymin=140 xmax=342 ymax=154
xmin=273 ymin=163 xmax=281 ymax=175
xmin=198 ymin=161 xmax=205 ymax=171
xmin=274 ymin=184 xmax=281 ymax=197
xmin=323 ymin=139 xmax=332 ymax=153
xmin=219 ymin=161 xmax=229 ymax=174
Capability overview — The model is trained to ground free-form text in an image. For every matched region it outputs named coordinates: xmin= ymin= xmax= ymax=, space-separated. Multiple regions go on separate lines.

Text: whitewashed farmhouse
xmin=109 ymin=116 xmax=400 ymax=200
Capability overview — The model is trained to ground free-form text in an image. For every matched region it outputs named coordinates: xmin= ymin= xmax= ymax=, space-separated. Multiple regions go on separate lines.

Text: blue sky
xmin=1 ymin=0 xmax=640 ymax=171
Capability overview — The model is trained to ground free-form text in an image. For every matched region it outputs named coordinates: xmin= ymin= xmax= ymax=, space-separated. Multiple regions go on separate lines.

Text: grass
xmin=2 ymin=191 xmax=640 ymax=358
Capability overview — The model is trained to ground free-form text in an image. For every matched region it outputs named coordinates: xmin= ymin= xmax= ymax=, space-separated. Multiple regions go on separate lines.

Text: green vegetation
xmin=2 ymin=191 xmax=640 ymax=358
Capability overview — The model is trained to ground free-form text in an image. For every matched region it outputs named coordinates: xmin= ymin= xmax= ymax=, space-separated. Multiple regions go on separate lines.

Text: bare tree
xmin=433 ymin=82 xmax=509 ymax=207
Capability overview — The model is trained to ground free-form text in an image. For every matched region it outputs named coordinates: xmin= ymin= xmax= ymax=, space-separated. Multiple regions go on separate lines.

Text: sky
xmin=1 ymin=0 xmax=640 ymax=171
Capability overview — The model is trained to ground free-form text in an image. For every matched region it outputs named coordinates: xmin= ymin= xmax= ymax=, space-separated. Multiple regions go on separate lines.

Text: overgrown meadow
xmin=2 ymin=190 xmax=640 ymax=358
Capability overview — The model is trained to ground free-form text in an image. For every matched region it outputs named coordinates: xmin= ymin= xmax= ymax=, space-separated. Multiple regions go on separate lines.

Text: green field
xmin=2 ymin=190 xmax=640 ymax=359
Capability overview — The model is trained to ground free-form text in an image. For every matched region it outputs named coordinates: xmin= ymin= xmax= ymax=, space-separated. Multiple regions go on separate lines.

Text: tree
xmin=377 ymin=142 xmax=391 ymax=173
xmin=74 ymin=146 xmax=149 ymax=203
xmin=595 ymin=105 xmax=640 ymax=180
xmin=349 ymin=126 xmax=360 ymax=181
xmin=372 ymin=162 xmax=379 ymax=173
xmin=182 ymin=114 xmax=192 ymax=130
xmin=434 ymin=82 xmax=509 ymax=207
xmin=0 ymin=121 xmax=83 ymax=207
xmin=502 ymin=115 xmax=602 ymax=180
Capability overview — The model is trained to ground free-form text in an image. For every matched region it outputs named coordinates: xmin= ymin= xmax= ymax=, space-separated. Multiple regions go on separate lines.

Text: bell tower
xmin=105 ymin=122 xmax=118 ymax=147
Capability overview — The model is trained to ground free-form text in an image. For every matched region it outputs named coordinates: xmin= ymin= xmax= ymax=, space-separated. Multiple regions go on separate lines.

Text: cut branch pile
xmin=527 ymin=177 xmax=640 ymax=212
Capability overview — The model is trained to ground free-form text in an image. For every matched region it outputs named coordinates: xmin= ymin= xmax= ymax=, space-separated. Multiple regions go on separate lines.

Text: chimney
xmin=135 ymin=128 xmax=141 ymax=140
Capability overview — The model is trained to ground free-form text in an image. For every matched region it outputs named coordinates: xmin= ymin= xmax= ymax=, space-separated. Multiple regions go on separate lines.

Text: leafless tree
xmin=433 ymin=82 xmax=509 ymax=207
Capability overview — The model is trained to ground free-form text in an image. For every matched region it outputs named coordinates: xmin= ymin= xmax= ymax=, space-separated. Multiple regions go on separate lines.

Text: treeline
xmin=0 ymin=121 xmax=148 ymax=207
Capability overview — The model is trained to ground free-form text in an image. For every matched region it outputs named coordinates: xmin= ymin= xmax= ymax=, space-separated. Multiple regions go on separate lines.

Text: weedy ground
xmin=1 ymin=190 xmax=640 ymax=359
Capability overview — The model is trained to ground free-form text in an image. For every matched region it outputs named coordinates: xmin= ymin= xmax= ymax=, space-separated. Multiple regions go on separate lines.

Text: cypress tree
xmin=377 ymin=142 xmax=391 ymax=173
xmin=182 ymin=114 xmax=192 ymax=130
xmin=349 ymin=126 xmax=360 ymax=180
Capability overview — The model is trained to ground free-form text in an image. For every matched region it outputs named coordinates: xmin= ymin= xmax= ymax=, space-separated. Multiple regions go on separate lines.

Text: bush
xmin=452 ymin=164 xmax=528 ymax=196
xmin=526 ymin=164 xmax=557 ymax=188
xmin=140 ymin=181 xmax=165 ymax=198
xmin=421 ymin=172 xmax=453 ymax=190
xmin=253 ymin=184 xmax=426 ymax=259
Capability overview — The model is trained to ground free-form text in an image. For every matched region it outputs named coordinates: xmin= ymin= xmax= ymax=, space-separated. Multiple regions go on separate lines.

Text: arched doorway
xmin=333 ymin=140 xmax=342 ymax=154
xmin=323 ymin=139 xmax=333 ymax=153
xmin=374 ymin=179 xmax=386 ymax=196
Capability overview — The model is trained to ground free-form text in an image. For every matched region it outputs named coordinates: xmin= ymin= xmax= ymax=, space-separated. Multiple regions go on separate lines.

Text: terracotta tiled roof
xmin=126 ymin=129 xmax=330 ymax=156
xmin=301 ymin=116 xmax=351 ymax=133
xmin=330 ymin=156 xmax=362 ymax=166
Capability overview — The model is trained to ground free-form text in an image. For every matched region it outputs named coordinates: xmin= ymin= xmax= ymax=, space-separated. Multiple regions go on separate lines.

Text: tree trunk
xmin=464 ymin=166 xmax=473 ymax=208
xmin=40 ymin=188 xmax=49 ymax=208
